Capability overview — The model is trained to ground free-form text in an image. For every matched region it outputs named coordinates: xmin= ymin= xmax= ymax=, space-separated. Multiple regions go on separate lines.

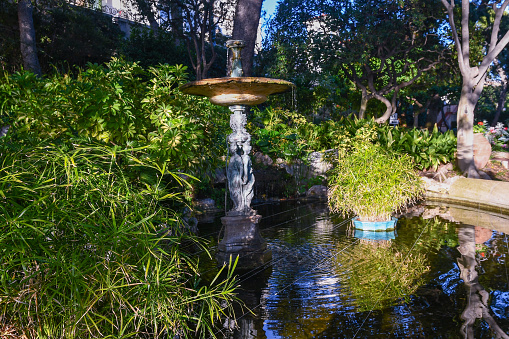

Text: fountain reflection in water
xmin=197 ymin=201 xmax=509 ymax=338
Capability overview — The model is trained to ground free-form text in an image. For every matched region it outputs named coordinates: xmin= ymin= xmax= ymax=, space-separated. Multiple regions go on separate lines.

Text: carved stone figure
xmin=226 ymin=105 xmax=255 ymax=215
xmin=228 ymin=142 xmax=244 ymax=212
xmin=241 ymin=142 xmax=254 ymax=212
xmin=226 ymin=40 xmax=245 ymax=77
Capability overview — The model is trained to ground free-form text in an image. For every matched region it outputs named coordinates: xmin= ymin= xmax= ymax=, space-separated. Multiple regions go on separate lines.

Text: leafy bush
xmin=121 ymin=26 xmax=189 ymax=69
xmin=328 ymin=140 xmax=424 ymax=221
xmin=474 ymin=120 xmax=509 ymax=152
xmin=251 ymin=109 xmax=455 ymax=171
xmin=377 ymin=124 xmax=457 ymax=170
xmin=250 ymin=108 xmax=376 ymax=161
xmin=0 ymin=60 xmax=230 ymax=175
xmin=0 ymin=140 xmax=237 ymax=338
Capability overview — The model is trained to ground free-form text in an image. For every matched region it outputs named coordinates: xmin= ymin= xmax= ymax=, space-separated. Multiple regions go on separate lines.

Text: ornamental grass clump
xmin=334 ymin=241 xmax=430 ymax=312
xmin=0 ymin=140 xmax=237 ymax=338
xmin=327 ymin=142 xmax=424 ymax=222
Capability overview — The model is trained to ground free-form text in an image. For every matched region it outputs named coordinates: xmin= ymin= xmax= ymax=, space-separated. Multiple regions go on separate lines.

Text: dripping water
xmin=292 ymin=86 xmax=297 ymax=112
xmin=226 ymin=47 xmax=230 ymax=77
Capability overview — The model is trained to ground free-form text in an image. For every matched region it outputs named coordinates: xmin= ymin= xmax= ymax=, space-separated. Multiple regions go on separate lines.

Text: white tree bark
xmin=441 ymin=0 xmax=509 ymax=177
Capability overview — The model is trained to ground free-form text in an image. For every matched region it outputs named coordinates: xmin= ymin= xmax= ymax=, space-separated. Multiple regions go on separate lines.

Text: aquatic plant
xmin=0 ymin=140 xmax=237 ymax=338
xmin=327 ymin=138 xmax=423 ymax=221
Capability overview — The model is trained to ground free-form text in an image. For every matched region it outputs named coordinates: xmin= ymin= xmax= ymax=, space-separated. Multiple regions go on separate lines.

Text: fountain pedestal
xmin=180 ymin=39 xmax=294 ymax=269
xmin=215 ymin=104 xmax=271 ymax=269
xmin=216 ymin=213 xmax=271 ymax=268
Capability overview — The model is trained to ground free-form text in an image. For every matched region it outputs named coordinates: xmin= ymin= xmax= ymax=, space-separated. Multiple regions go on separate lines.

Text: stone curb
xmin=423 ymin=177 xmax=509 ymax=215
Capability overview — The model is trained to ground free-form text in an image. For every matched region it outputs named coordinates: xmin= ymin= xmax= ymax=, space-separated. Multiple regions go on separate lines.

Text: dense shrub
xmin=377 ymin=124 xmax=457 ymax=170
xmin=0 ymin=140 xmax=237 ymax=338
xmin=121 ymin=26 xmax=190 ymax=69
xmin=0 ymin=60 xmax=230 ymax=176
xmin=251 ymin=107 xmax=456 ymax=170
xmin=37 ymin=4 xmax=124 ymax=71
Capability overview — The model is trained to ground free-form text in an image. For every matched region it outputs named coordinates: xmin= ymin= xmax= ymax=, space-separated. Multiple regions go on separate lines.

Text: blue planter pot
xmin=354 ymin=229 xmax=396 ymax=241
xmin=352 ymin=217 xmax=398 ymax=231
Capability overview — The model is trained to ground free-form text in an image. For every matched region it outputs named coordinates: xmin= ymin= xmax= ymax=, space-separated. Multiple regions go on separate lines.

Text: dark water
xmin=197 ymin=201 xmax=509 ymax=338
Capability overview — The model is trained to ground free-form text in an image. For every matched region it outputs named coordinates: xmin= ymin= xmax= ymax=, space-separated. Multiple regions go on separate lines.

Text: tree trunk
xmin=457 ymin=225 xmax=509 ymax=339
xmin=492 ymin=78 xmax=507 ymax=126
xmin=18 ymin=0 xmax=41 ymax=76
xmin=358 ymin=89 xmax=369 ymax=119
xmin=232 ymin=0 xmax=262 ymax=77
xmin=413 ymin=111 xmax=419 ymax=128
xmin=457 ymin=82 xmax=479 ymax=178
xmin=374 ymin=93 xmax=393 ymax=124
xmin=135 ymin=0 xmax=160 ymax=33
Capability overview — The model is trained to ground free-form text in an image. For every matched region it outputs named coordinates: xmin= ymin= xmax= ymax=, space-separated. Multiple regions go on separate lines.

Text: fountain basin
xmin=180 ymin=77 xmax=295 ymax=106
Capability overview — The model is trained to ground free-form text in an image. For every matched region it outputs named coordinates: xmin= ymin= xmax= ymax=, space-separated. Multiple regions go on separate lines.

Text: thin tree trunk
xmin=358 ymin=89 xmax=369 ymax=119
xmin=413 ymin=111 xmax=419 ymax=128
xmin=374 ymin=93 xmax=394 ymax=124
xmin=492 ymin=79 xmax=507 ymax=126
xmin=232 ymin=0 xmax=262 ymax=77
xmin=457 ymin=83 xmax=478 ymax=177
xmin=18 ymin=0 xmax=41 ymax=76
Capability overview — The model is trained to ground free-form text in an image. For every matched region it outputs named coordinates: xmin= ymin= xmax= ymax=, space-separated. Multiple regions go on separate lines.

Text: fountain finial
xmin=226 ymin=40 xmax=245 ymax=77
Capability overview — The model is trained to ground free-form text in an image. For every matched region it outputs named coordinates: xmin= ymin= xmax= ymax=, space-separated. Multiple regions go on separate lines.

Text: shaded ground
xmin=483 ymin=160 xmax=509 ymax=182
xmin=419 ymin=159 xmax=509 ymax=182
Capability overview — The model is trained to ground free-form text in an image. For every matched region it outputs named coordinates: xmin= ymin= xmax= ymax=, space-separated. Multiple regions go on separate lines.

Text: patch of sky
xmin=437 ymin=263 xmax=461 ymax=296
xmin=261 ymin=0 xmax=279 ymax=37
xmin=491 ymin=290 xmax=509 ymax=318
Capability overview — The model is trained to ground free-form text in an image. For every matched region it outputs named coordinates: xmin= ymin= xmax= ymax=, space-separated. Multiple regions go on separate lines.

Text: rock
xmin=0 ymin=125 xmax=9 ymax=137
xmin=492 ymin=151 xmax=509 ymax=160
xmin=491 ymin=151 xmax=509 ymax=169
xmin=182 ymin=207 xmax=198 ymax=234
xmin=473 ymin=133 xmax=492 ymax=169
xmin=193 ymin=198 xmax=219 ymax=213
xmin=212 ymin=167 xmax=226 ymax=184
xmin=276 ymin=158 xmax=307 ymax=177
xmin=306 ymin=185 xmax=328 ymax=199
xmin=308 ymin=151 xmax=333 ymax=177
xmin=253 ymin=152 xmax=273 ymax=166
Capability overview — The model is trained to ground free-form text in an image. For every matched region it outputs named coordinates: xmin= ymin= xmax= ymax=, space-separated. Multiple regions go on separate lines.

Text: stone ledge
xmin=423 ymin=177 xmax=509 ymax=215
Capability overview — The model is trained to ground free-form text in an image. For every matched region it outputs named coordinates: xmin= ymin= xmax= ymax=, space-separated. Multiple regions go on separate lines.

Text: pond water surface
xmin=197 ymin=201 xmax=509 ymax=338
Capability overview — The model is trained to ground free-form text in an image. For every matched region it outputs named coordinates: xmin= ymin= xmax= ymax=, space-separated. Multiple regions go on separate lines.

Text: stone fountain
xmin=181 ymin=40 xmax=294 ymax=268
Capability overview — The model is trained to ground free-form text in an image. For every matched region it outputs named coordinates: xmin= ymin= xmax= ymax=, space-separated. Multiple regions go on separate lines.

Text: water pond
xmin=197 ymin=201 xmax=509 ymax=338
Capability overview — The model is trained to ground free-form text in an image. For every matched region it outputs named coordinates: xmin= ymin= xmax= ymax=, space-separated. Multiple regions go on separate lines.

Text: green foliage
xmin=261 ymin=0 xmax=449 ymax=119
xmin=335 ymin=241 xmax=430 ymax=312
xmin=0 ymin=0 xmax=20 ymax=73
xmin=0 ymin=59 xmax=230 ymax=175
xmin=36 ymin=4 xmax=124 ymax=72
xmin=328 ymin=141 xmax=424 ymax=221
xmin=0 ymin=140 xmax=238 ymax=338
xmin=377 ymin=124 xmax=457 ymax=170
xmin=251 ymin=109 xmax=454 ymax=171
xmin=121 ymin=26 xmax=190 ymax=69
xmin=250 ymin=107 xmax=377 ymax=161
